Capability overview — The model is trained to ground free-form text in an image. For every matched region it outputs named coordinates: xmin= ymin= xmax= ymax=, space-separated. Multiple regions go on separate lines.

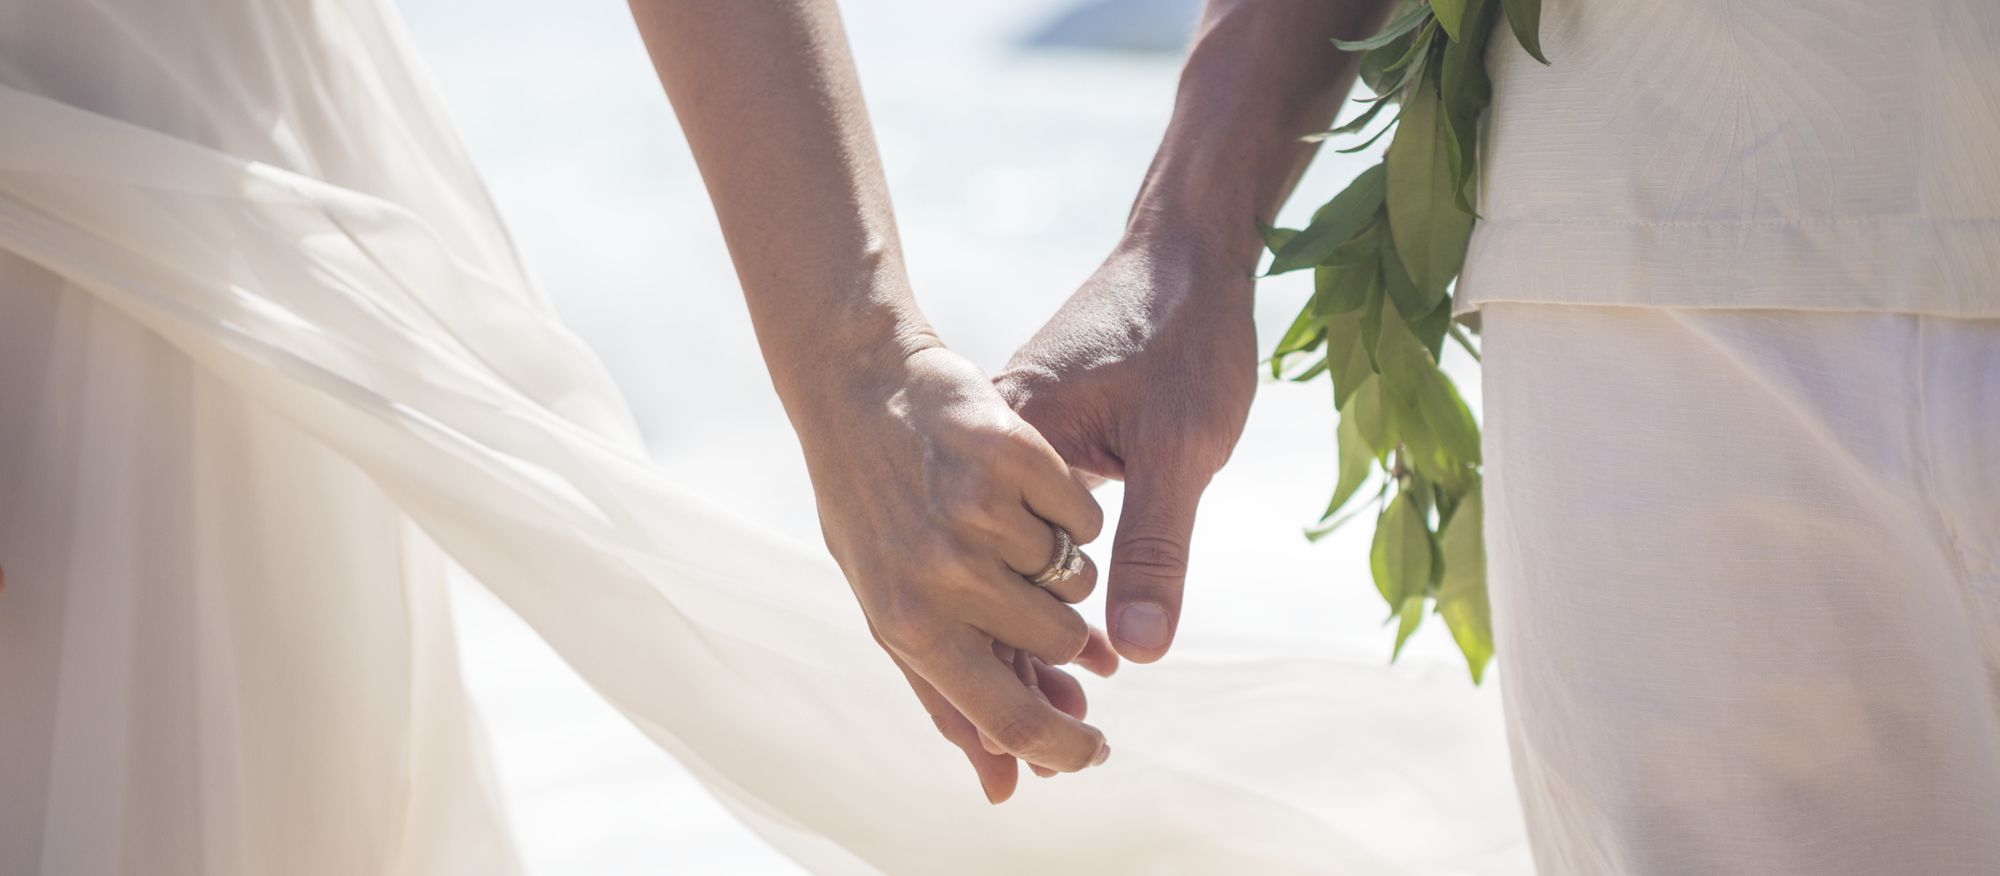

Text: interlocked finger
xmin=962 ymin=564 xmax=1091 ymax=665
xmin=916 ymin=635 xmax=1109 ymax=773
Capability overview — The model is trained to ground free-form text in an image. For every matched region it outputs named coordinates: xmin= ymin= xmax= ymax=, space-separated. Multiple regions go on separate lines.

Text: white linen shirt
xmin=1458 ymin=0 xmax=2000 ymax=317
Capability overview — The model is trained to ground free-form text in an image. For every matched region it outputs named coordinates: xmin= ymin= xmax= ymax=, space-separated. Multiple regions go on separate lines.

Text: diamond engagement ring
xmin=1028 ymin=527 xmax=1084 ymax=588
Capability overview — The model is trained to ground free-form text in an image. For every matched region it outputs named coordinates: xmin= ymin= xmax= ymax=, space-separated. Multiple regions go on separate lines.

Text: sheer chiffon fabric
xmin=0 ymin=1 xmax=1525 ymax=873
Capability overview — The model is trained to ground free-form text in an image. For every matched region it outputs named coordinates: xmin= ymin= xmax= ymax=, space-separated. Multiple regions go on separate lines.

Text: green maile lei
xmin=1258 ymin=0 xmax=1545 ymax=682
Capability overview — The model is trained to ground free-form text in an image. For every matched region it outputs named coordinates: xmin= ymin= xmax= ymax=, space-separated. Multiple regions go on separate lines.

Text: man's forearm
xmin=1127 ymin=0 xmax=1398 ymax=273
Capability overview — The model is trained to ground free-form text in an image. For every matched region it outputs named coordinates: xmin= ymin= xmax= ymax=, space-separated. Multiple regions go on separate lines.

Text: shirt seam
xmin=1473 ymin=215 xmax=2000 ymax=230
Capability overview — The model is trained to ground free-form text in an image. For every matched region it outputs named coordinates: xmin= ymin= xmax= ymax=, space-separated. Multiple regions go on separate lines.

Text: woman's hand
xmin=627 ymin=0 xmax=1122 ymax=802
xmin=794 ymin=345 xmax=1117 ymax=802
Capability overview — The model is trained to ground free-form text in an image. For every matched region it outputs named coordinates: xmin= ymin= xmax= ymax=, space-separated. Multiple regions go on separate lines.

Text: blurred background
xmin=396 ymin=0 xmax=1504 ymax=871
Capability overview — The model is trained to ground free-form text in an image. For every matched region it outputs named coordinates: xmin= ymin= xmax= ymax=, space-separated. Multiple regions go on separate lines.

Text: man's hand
xmin=996 ymin=236 xmax=1256 ymax=663
xmin=996 ymin=0 xmax=1393 ymax=661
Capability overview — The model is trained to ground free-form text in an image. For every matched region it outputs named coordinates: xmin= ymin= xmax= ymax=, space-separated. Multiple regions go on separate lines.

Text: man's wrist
xmin=1117 ymin=0 xmax=1395 ymax=282
xmin=1120 ymin=189 xmax=1268 ymax=284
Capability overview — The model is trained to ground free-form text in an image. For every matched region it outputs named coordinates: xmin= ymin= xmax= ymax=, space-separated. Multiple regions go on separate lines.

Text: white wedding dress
xmin=0 ymin=1 xmax=1526 ymax=873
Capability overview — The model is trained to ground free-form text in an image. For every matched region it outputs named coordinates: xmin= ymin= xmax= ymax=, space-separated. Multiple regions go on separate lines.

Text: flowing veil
xmin=0 ymin=1 xmax=1527 ymax=872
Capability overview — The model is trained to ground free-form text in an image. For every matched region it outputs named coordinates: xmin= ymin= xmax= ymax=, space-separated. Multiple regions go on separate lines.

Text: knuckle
xmin=1197 ymin=442 xmax=1237 ymax=475
xmin=928 ymin=712 xmax=962 ymax=742
xmin=873 ymin=604 xmax=948 ymax=658
xmin=1074 ymin=501 xmax=1107 ymax=543
xmin=997 ymin=416 xmax=1044 ymax=449
xmin=993 ymin=366 xmax=1058 ymax=417
xmin=1047 ymin=613 xmax=1091 ymax=663
xmin=940 ymin=488 xmax=1001 ymax=531
xmin=965 ymin=422 xmax=1021 ymax=466
xmin=1000 ymin=418 xmax=1070 ymax=470
xmin=907 ymin=540 xmax=967 ymax=580
xmin=1113 ymin=532 xmax=1190 ymax=581
xmin=989 ymin=708 xmax=1055 ymax=756
xmin=1064 ymin=555 xmax=1100 ymax=599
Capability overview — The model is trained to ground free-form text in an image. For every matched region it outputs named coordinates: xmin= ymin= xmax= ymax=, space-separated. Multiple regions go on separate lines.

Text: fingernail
xmin=1114 ymin=602 xmax=1170 ymax=649
xmin=1032 ymin=765 xmax=1055 ymax=779
xmin=1090 ymin=742 xmax=1111 ymax=767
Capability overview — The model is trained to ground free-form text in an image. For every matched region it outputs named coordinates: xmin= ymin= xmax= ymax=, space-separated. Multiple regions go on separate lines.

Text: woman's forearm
xmin=627 ymin=0 xmax=934 ymax=417
xmin=1126 ymin=0 xmax=1398 ymax=273
xmin=632 ymin=6 xmax=1119 ymax=797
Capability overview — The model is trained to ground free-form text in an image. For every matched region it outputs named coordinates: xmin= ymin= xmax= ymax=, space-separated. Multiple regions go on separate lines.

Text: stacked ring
xmin=1028 ymin=528 xmax=1084 ymax=588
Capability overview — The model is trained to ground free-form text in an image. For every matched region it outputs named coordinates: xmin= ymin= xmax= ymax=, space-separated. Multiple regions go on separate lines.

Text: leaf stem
xmin=1448 ymin=322 xmax=1481 ymax=362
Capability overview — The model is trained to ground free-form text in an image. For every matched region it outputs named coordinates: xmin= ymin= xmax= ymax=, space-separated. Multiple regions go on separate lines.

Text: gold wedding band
xmin=1029 ymin=527 xmax=1084 ymax=588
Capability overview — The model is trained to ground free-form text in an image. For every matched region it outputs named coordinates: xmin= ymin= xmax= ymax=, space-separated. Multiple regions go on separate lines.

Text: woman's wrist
xmin=774 ymin=323 xmax=941 ymax=430
xmin=760 ymin=266 xmax=948 ymax=432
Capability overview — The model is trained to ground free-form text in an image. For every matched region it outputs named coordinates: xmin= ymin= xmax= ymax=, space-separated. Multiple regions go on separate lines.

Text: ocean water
xmin=395 ymin=1 xmax=1504 ymax=872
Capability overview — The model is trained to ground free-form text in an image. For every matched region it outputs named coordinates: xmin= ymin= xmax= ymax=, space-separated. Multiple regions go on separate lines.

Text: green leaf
xmin=1375 ymin=31 xmax=1438 ymax=105
xmin=1379 ymin=17 xmax=1436 ymax=77
xmin=1314 ymin=263 xmax=1377 ymax=318
xmin=1430 ymin=0 xmax=1467 ymax=41
xmin=1377 ymin=298 xmax=1482 ymax=468
xmin=1439 ymin=0 xmax=1498 ymax=213
xmin=1370 ymin=491 xmax=1434 ymax=608
xmin=1384 ymin=69 xmax=1475 ymax=304
xmin=1273 ymin=303 xmax=1325 ymax=356
xmin=1434 ymin=483 xmax=1462 ymax=526
xmin=1370 ymin=309 xmax=1473 ymax=494
xmin=1440 ymin=1 xmax=1497 ymax=119
xmin=1386 ymin=377 xmax=1459 ymax=489
xmin=1259 ymin=220 xmax=1298 ymax=254
xmin=1373 ymin=294 xmax=1438 ymax=401
xmin=1411 ymin=293 xmax=1454 ymax=359
xmin=1308 ymin=97 xmax=1391 ymax=143
xmin=1418 ymin=370 xmax=1481 ymax=465
xmin=1327 ymin=390 xmax=1378 ymax=519
xmin=1348 ymin=374 xmax=1395 ymax=461
xmin=1326 ymin=310 xmax=1377 ymax=409
xmin=1319 ymin=220 xmax=1384 ymax=269
xmin=1451 ymin=159 xmax=1481 ymax=218
xmin=1356 ymin=278 xmax=1386 ymax=369
xmin=1358 ymin=22 xmax=1439 ymax=112
xmin=1391 ymin=595 xmax=1426 ymax=660
xmin=1407 ymin=471 xmax=1436 ymax=518
xmin=1502 ymin=0 xmax=1549 ymax=64
xmin=1427 ymin=499 xmax=1448 ymax=590
xmin=1305 ymin=491 xmax=1378 ymax=542
xmin=1358 ymin=16 xmax=1430 ymax=95
xmin=1437 ymin=483 xmax=1493 ymax=682
xmin=1268 ymin=164 xmax=1388 ymax=274
xmin=1335 ymin=1 xmax=1431 ymax=51
xmin=1448 ymin=322 xmax=1482 ymax=362
xmin=1269 ymin=304 xmax=1327 ymax=378
xmin=1272 ymin=338 xmax=1320 ymax=378
xmin=1377 ymin=228 xmax=1440 ymax=318
xmin=1335 ymin=116 xmax=1403 ymax=155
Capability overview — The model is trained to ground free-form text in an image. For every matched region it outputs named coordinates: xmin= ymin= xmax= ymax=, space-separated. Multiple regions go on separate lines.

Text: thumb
xmin=1106 ymin=463 xmax=1206 ymax=663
